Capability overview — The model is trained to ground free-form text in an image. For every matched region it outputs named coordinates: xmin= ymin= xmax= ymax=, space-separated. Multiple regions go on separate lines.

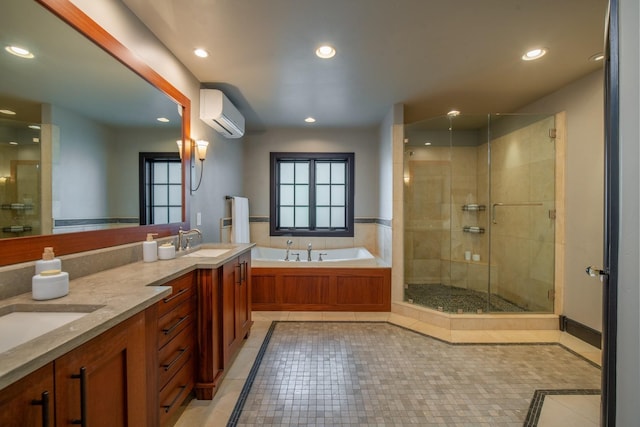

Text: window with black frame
xmin=270 ymin=152 xmax=354 ymax=237
xmin=139 ymin=152 xmax=181 ymax=225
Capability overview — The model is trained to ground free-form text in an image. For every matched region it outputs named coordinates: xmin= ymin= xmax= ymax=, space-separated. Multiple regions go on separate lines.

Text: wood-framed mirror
xmin=0 ymin=0 xmax=191 ymax=266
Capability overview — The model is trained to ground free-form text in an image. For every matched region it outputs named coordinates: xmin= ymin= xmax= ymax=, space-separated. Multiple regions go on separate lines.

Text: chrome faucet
xmin=284 ymin=239 xmax=293 ymax=261
xmin=178 ymin=228 xmax=202 ymax=251
xmin=307 ymin=243 xmax=312 ymax=262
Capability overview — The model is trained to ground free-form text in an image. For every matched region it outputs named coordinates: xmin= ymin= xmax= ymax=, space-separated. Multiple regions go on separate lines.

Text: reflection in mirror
xmin=0 ymin=0 xmax=182 ymax=239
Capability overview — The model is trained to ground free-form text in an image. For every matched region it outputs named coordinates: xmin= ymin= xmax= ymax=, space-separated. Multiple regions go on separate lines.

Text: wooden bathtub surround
xmin=252 ymin=267 xmax=391 ymax=311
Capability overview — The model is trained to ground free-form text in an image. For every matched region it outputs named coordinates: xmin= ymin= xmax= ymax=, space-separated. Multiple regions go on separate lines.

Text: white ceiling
xmin=122 ymin=0 xmax=608 ymax=131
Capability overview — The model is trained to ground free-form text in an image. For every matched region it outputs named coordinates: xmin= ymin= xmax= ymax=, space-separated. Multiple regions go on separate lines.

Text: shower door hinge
xmin=549 ymin=128 xmax=557 ymax=139
xmin=548 ymin=289 xmax=555 ymax=301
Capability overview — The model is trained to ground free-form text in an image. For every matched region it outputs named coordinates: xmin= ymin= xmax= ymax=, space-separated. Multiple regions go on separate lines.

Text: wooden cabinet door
xmin=0 ymin=364 xmax=54 ymax=427
xmin=195 ymin=268 xmax=223 ymax=400
xmin=221 ymin=258 xmax=240 ymax=367
xmin=55 ymin=311 xmax=147 ymax=427
xmin=222 ymin=253 xmax=253 ymax=367
xmin=236 ymin=252 xmax=252 ymax=337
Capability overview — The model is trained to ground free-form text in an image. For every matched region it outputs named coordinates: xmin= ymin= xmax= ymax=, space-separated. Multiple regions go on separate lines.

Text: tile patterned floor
xmin=174 ymin=312 xmax=602 ymax=427
xmin=229 ymin=322 xmax=600 ymax=426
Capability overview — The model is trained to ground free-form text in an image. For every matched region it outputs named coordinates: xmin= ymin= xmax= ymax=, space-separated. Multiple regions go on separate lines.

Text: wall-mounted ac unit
xmin=199 ymin=89 xmax=245 ymax=138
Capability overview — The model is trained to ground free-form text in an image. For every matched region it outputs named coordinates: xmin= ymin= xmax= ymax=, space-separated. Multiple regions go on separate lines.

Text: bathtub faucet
xmin=285 ymin=239 xmax=293 ymax=261
xmin=307 ymin=243 xmax=312 ymax=261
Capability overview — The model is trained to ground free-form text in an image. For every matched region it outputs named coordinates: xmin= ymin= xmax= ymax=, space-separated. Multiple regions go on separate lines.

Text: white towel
xmin=231 ymin=197 xmax=250 ymax=243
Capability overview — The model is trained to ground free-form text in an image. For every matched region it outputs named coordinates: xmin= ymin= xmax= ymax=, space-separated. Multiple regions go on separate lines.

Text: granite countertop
xmin=0 ymin=243 xmax=253 ymax=391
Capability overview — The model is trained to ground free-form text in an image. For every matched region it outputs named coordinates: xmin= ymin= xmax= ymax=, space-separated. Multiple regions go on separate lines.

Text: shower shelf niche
xmin=462 ymin=204 xmax=486 ymax=212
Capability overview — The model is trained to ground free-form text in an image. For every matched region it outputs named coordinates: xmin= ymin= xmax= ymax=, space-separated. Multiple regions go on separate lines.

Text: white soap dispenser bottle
xmin=35 ymin=247 xmax=62 ymax=274
xmin=143 ymin=233 xmax=158 ymax=262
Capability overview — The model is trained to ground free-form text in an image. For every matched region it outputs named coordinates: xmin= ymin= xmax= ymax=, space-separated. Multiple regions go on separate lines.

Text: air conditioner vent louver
xmin=199 ymin=89 xmax=245 ymax=138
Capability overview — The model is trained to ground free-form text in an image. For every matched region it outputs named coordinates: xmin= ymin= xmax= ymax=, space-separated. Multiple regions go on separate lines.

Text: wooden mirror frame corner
xmin=0 ymin=0 xmax=192 ymax=266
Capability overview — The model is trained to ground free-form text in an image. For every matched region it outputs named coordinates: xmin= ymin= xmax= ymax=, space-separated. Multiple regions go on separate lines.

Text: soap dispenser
xmin=35 ymin=247 xmax=62 ymax=274
xmin=143 ymin=233 xmax=158 ymax=262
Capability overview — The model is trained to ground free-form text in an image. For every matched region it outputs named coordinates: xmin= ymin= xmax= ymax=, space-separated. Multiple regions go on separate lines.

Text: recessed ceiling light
xmin=589 ymin=52 xmax=604 ymax=62
xmin=424 ymin=142 xmax=432 ymax=146
xmin=29 ymin=125 xmax=40 ymax=130
xmin=522 ymin=48 xmax=547 ymax=61
xmin=447 ymin=110 xmax=460 ymax=117
xmin=194 ymin=48 xmax=209 ymax=58
xmin=315 ymin=45 xmax=336 ymax=59
xmin=0 ymin=109 xmax=16 ymax=115
xmin=304 ymin=117 xmax=316 ymax=123
xmin=5 ymin=45 xmax=34 ymax=59
xmin=33 ymin=137 xmax=40 ymax=143
xmin=403 ymin=138 xmax=409 ymax=144
xmin=9 ymin=141 xmax=18 ymax=145
xmin=157 ymin=117 xmax=170 ymax=123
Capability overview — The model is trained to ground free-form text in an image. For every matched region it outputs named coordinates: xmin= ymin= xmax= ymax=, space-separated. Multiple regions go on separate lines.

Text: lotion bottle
xmin=143 ymin=233 xmax=158 ymax=262
xmin=35 ymin=247 xmax=62 ymax=275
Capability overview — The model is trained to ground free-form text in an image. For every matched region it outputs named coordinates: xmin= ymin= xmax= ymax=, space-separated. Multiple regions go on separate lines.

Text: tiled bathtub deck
xmin=175 ymin=312 xmax=602 ymax=427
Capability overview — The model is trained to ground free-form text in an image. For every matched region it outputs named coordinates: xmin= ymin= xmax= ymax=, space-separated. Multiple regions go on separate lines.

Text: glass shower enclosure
xmin=403 ymin=113 xmax=556 ymax=313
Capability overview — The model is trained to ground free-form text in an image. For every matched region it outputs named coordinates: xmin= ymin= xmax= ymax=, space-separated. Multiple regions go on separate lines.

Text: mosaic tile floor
xmin=405 ymin=283 xmax=526 ymax=313
xmin=228 ymin=322 xmax=600 ymax=426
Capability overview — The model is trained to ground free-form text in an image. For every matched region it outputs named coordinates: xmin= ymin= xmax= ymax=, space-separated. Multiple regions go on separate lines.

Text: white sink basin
xmin=0 ymin=305 xmax=100 ymax=354
xmin=182 ymin=248 xmax=231 ymax=258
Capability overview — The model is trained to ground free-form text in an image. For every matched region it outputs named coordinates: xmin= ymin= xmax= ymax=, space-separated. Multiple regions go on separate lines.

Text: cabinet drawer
xmin=158 ymin=273 xmax=195 ymax=318
xmin=159 ymin=353 xmax=194 ymax=426
xmin=158 ymin=322 xmax=194 ymax=388
xmin=157 ymin=298 xmax=195 ymax=349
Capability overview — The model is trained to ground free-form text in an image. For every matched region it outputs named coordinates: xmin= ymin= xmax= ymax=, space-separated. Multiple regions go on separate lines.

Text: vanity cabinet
xmin=194 ymin=268 xmax=223 ymax=400
xmin=0 ymin=363 xmax=54 ymax=427
xmin=221 ymin=252 xmax=252 ymax=367
xmin=55 ymin=310 xmax=147 ymax=427
xmin=147 ymin=272 xmax=197 ymax=427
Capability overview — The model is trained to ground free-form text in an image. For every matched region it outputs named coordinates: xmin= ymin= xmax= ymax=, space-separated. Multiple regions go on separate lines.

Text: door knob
xmin=585 ymin=266 xmax=608 ymax=277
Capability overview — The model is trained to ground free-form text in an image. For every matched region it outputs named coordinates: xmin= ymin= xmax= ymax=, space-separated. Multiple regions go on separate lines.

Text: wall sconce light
xmin=176 ymin=139 xmax=209 ymax=193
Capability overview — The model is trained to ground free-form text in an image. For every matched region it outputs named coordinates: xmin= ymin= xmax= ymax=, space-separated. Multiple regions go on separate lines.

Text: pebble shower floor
xmin=228 ymin=322 xmax=600 ymax=426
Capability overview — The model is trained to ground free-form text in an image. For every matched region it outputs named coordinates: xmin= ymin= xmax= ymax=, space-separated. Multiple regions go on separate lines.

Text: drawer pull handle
xmin=31 ymin=390 xmax=50 ymax=427
xmin=162 ymin=315 xmax=189 ymax=335
xmin=163 ymin=287 xmax=189 ymax=304
xmin=162 ymin=385 xmax=187 ymax=413
xmin=70 ymin=367 xmax=87 ymax=426
xmin=162 ymin=346 xmax=189 ymax=371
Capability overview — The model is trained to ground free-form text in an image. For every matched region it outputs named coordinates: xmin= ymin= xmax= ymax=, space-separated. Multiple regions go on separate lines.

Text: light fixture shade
xmin=176 ymin=140 xmax=183 ymax=159
xmin=195 ymin=140 xmax=209 ymax=161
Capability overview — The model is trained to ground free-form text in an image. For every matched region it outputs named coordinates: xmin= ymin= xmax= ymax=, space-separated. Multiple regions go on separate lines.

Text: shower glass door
xmin=487 ymin=114 xmax=556 ymax=312
xmin=403 ymin=113 xmax=557 ymax=314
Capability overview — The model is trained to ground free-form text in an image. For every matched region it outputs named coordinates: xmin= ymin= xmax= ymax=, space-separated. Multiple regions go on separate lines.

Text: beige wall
xmin=519 ymin=70 xmax=604 ymax=330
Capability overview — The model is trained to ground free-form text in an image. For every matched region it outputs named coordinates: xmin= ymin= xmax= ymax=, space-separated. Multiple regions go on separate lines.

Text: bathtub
xmin=251 ymin=246 xmax=379 ymax=267
xmin=250 ymin=246 xmax=391 ymax=311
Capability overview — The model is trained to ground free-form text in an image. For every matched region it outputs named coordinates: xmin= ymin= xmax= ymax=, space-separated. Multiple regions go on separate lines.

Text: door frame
xmin=602 ymin=0 xmax=619 ymax=425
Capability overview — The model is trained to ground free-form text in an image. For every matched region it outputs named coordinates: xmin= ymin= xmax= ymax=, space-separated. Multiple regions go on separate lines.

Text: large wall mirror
xmin=0 ymin=0 xmax=191 ymax=266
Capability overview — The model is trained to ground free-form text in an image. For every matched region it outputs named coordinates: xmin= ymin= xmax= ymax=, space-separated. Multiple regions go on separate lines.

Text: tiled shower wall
xmin=404 ymin=147 xmax=491 ymax=290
